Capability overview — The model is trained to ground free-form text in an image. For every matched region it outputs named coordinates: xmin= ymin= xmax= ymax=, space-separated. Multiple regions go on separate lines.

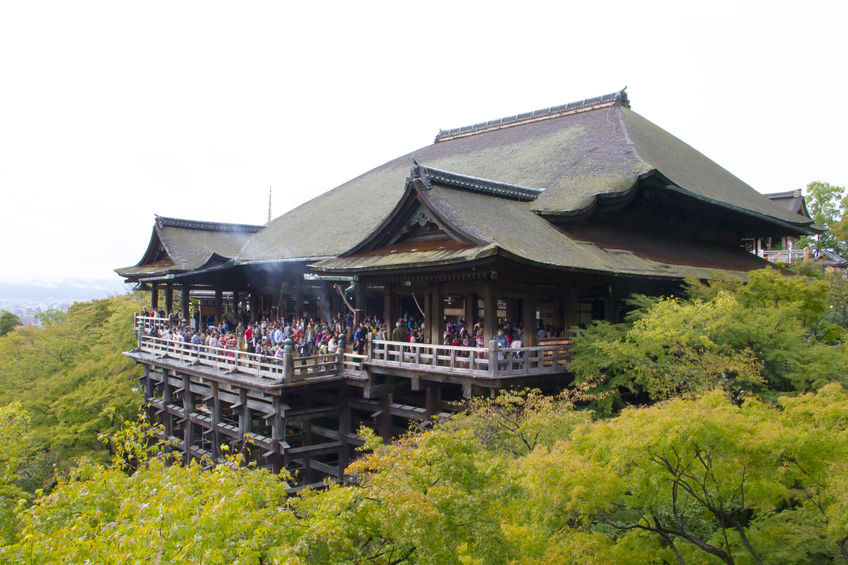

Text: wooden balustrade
xmin=133 ymin=314 xmax=570 ymax=383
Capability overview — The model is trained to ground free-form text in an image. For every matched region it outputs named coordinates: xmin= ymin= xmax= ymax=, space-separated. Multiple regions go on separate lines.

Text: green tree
xmin=571 ymin=269 xmax=848 ymax=411
xmin=800 ymin=181 xmax=848 ymax=256
xmin=518 ymin=386 xmax=848 ymax=564
xmin=0 ymin=294 xmax=144 ymax=492
xmin=0 ymin=311 xmax=22 ymax=338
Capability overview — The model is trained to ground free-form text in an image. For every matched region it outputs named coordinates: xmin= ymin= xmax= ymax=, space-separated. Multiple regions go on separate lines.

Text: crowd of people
xmin=139 ymin=308 xmax=552 ymax=364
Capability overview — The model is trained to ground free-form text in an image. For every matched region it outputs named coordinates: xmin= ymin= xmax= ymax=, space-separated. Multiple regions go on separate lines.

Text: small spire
xmin=267 ymin=186 xmax=272 ymax=224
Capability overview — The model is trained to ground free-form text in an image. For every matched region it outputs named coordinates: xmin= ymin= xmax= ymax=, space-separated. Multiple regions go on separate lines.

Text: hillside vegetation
xmin=0 ymin=294 xmax=143 ymax=491
xmin=0 ymin=270 xmax=847 ymax=563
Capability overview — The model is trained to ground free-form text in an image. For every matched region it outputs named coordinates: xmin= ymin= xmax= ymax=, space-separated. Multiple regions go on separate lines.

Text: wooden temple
xmin=118 ymin=89 xmax=815 ymax=485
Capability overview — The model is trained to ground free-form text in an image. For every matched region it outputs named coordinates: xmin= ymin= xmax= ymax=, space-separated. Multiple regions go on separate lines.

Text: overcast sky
xmin=1 ymin=1 xmax=846 ymax=288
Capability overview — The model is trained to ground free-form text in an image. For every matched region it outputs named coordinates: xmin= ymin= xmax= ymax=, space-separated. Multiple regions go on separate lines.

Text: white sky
xmin=1 ymin=1 xmax=846 ymax=285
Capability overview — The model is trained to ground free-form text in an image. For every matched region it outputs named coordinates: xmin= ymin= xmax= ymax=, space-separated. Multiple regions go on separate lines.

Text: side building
xmin=118 ymin=90 xmax=815 ymax=485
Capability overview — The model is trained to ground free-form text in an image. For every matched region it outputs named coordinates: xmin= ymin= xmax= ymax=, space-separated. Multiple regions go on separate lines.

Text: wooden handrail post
xmin=488 ymin=340 xmax=498 ymax=378
xmin=282 ymin=348 xmax=292 ymax=383
xmin=366 ymin=332 xmax=373 ymax=360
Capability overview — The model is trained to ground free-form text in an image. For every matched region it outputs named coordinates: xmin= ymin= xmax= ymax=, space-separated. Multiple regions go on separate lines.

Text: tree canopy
xmin=0 ymin=310 xmax=22 ymax=338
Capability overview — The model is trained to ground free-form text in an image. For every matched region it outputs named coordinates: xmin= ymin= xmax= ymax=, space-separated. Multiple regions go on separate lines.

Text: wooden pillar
xmin=482 ymin=282 xmax=497 ymax=342
xmin=378 ymin=378 xmax=394 ymax=441
xmin=338 ymin=386 xmax=351 ymax=480
xmin=425 ymin=384 xmax=442 ymax=418
xmin=430 ymin=284 xmax=442 ymax=345
xmin=423 ymin=293 xmax=432 ymax=343
xmin=295 ymin=276 xmax=305 ymax=319
xmin=181 ymin=284 xmax=190 ymax=322
xmin=523 ymin=294 xmax=538 ymax=346
xmin=182 ymin=374 xmax=192 ymax=464
xmin=151 ymin=283 xmax=159 ymax=310
xmin=354 ymin=281 xmax=366 ymax=322
xmin=165 ymin=283 xmax=173 ymax=316
xmin=210 ymin=382 xmax=221 ymax=459
xmin=162 ymin=371 xmax=173 ymax=439
xmin=232 ymin=288 xmax=240 ymax=318
xmin=383 ymin=284 xmax=396 ymax=328
xmin=563 ymin=288 xmax=578 ymax=334
xmin=464 ymin=293 xmax=477 ymax=328
xmin=237 ymin=388 xmax=250 ymax=442
xmin=215 ymin=284 xmax=223 ymax=325
xmin=271 ymin=396 xmax=286 ymax=474
xmin=605 ymin=285 xmax=614 ymax=323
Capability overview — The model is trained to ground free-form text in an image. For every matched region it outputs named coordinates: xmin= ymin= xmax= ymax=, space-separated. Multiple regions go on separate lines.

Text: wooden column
xmin=605 ymin=285 xmax=614 ymax=323
xmin=181 ymin=284 xmax=190 ymax=322
xmin=383 ymin=284 xmax=396 ymax=328
xmin=425 ymin=384 xmax=442 ymax=418
xmin=182 ymin=374 xmax=192 ymax=464
xmin=429 ymin=284 xmax=442 ymax=345
xmin=151 ymin=283 xmax=159 ymax=310
xmin=378 ymin=378 xmax=394 ymax=441
xmin=232 ymin=288 xmax=240 ymax=318
xmin=237 ymin=388 xmax=250 ymax=442
xmin=215 ymin=284 xmax=223 ymax=325
xmin=210 ymin=382 xmax=221 ymax=459
xmin=295 ymin=277 xmax=305 ymax=319
xmin=162 ymin=371 xmax=173 ymax=439
xmin=271 ymin=396 xmax=286 ymax=474
xmin=165 ymin=283 xmax=173 ymax=316
xmin=563 ymin=288 xmax=578 ymax=334
xmin=523 ymin=294 xmax=538 ymax=346
xmin=464 ymin=293 xmax=477 ymax=328
xmin=338 ymin=386 xmax=351 ymax=480
xmin=423 ymin=293 xmax=432 ymax=343
xmin=354 ymin=281 xmax=366 ymax=323
xmin=482 ymin=282 xmax=497 ymax=342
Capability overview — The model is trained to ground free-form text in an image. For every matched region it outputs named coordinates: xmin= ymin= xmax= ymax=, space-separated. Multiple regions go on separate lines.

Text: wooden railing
xmin=133 ymin=314 xmax=570 ymax=383
xmin=367 ymin=336 xmax=571 ymax=378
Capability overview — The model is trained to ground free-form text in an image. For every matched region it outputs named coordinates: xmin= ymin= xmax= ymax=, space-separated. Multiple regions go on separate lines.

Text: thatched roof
xmin=238 ymin=90 xmax=813 ymax=264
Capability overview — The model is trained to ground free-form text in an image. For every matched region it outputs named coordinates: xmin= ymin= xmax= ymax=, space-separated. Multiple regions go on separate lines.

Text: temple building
xmin=118 ymin=90 xmax=816 ymax=484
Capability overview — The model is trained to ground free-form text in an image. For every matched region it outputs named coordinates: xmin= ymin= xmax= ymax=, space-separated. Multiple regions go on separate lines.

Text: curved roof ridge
xmin=412 ymin=161 xmax=544 ymax=201
xmin=155 ymin=215 xmax=264 ymax=233
xmin=434 ymin=88 xmax=629 ymax=143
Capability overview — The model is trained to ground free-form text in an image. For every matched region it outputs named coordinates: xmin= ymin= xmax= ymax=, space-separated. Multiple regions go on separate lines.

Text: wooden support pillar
xmin=430 ymin=284 xmax=442 ymax=345
xmin=210 ymin=382 xmax=221 ymax=459
xmin=425 ymin=384 xmax=442 ymax=418
xmin=162 ymin=371 xmax=173 ymax=439
xmin=182 ymin=374 xmax=192 ymax=464
xmin=181 ymin=284 xmax=190 ymax=322
xmin=464 ymin=293 xmax=477 ymax=328
xmin=165 ymin=283 xmax=173 ymax=316
xmin=295 ymin=276 xmax=305 ymax=319
xmin=338 ymin=386 xmax=351 ymax=480
xmin=302 ymin=420 xmax=314 ymax=484
xmin=423 ymin=293 xmax=432 ymax=343
xmin=523 ymin=294 xmax=538 ymax=346
xmin=151 ymin=283 xmax=159 ymax=310
xmin=232 ymin=288 xmax=240 ymax=318
xmin=605 ymin=285 xmax=614 ymax=323
xmin=237 ymin=388 xmax=250 ymax=442
xmin=378 ymin=377 xmax=394 ymax=442
xmin=563 ymin=288 xmax=578 ymax=334
xmin=271 ymin=396 xmax=286 ymax=474
xmin=383 ymin=284 xmax=396 ymax=328
xmin=354 ymin=281 xmax=366 ymax=323
xmin=215 ymin=284 xmax=223 ymax=325
xmin=143 ymin=366 xmax=154 ymax=421
xmin=482 ymin=282 xmax=497 ymax=342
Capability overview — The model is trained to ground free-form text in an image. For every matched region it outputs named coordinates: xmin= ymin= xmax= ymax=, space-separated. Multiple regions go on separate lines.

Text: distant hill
xmin=0 ymin=278 xmax=131 ymax=301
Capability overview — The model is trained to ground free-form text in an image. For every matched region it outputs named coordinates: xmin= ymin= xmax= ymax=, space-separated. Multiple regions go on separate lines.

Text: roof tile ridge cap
xmin=434 ymin=89 xmax=625 ymax=143
xmin=615 ymin=104 xmax=647 ymax=166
